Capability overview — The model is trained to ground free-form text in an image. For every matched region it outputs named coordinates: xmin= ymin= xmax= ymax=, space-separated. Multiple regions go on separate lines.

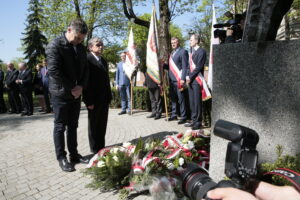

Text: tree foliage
xmin=22 ymin=0 xmax=48 ymax=69
xmin=39 ymin=0 xmax=128 ymax=44
xmin=123 ymin=13 xmax=183 ymax=72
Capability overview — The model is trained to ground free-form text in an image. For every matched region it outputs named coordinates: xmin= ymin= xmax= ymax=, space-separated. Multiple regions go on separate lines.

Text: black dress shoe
xmin=20 ymin=112 xmax=28 ymax=116
xmin=27 ymin=113 xmax=33 ymax=116
xmin=167 ymin=116 xmax=177 ymax=121
xmin=184 ymin=122 xmax=194 ymax=127
xmin=70 ymin=154 xmax=89 ymax=164
xmin=59 ymin=159 xmax=75 ymax=172
xmin=192 ymin=125 xmax=202 ymax=130
xmin=154 ymin=115 xmax=161 ymax=120
xmin=178 ymin=119 xmax=187 ymax=124
xmin=118 ymin=111 xmax=126 ymax=115
xmin=147 ymin=114 xmax=155 ymax=118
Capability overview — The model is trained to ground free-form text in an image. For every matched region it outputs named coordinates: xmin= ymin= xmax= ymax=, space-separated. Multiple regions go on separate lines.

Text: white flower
xmin=145 ymin=143 xmax=150 ymax=150
xmin=130 ymin=146 xmax=136 ymax=154
xmin=112 ymin=147 xmax=119 ymax=154
xmin=123 ymin=142 xmax=132 ymax=148
xmin=179 ymin=158 xmax=185 ymax=166
xmin=97 ymin=160 xmax=105 ymax=168
xmin=184 ymin=141 xmax=195 ymax=150
xmin=167 ymin=163 xmax=175 ymax=170
xmin=113 ymin=156 xmax=119 ymax=162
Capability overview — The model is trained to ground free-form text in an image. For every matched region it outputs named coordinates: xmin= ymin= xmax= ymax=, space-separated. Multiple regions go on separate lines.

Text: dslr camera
xmin=180 ymin=119 xmax=259 ymax=200
xmin=213 ymin=12 xmax=245 ymax=43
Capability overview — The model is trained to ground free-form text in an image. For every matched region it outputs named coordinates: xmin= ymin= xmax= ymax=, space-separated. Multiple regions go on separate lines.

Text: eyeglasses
xmin=95 ymin=43 xmax=103 ymax=47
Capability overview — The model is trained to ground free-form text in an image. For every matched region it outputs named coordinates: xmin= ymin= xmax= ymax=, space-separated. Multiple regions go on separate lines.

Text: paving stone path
xmin=0 ymin=108 xmax=189 ymax=200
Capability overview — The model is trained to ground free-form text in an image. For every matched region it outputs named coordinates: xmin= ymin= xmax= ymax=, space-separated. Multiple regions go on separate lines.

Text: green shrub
xmin=259 ymin=145 xmax=300 ymax=186
xmin=110 ymin=87 xmax=151 ymax=111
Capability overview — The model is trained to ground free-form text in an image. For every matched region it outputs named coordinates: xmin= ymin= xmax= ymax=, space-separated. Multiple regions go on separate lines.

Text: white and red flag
xmin=207 ymin=4 xmax=220 ymax=90
xmin=124 ymin=27 xmax=139 ymax=80
xmin=146 ymin=5 xmax=161 ymax=84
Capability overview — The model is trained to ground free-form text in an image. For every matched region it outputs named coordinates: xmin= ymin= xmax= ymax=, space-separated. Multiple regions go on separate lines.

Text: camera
xmin=213 ymin=12 xmax=245 ymax=43
xmin=180 ymin=119 xmax=259 ymax=200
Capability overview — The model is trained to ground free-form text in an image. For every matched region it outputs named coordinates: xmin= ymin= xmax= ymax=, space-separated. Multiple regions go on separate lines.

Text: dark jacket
xmin=4 ymin=69 xmax=19 ymax=90
xmin=83 ymin=53 xmax=112 ymax=106
xmin=46 ymin=33 xmax=88 ymax=100
xmin=168 ymin=47 xmax=189 ymax=82
xmin=188 ymin=47 xmax=207 ymax=85
xmin=17 ymin=69 xmax=33 ymax=92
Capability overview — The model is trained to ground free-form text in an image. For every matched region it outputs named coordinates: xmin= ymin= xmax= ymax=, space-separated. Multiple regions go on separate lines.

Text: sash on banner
xmin=189 ymin=53 xmax=212 ymax=101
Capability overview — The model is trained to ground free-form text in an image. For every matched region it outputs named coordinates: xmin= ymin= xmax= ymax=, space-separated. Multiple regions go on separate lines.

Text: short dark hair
xmin=191 ymin=34 xmax=201 ymax=44
xmin=69 ymin=18 xmax=88 ymax=34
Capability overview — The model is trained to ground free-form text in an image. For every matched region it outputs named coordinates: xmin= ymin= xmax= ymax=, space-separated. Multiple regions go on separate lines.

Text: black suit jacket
xmin=5 ymin=69 xmax=19 ymax=90
xmin=17 ymin=69 xmax=33 ymax=92
xmin=83 ymin=53 xmax=112 ymax=106
xmin=188 ymin=47 xmax=206 ymax=84
xmin=46 ymin=33 xmax=88 ymax=99
xmin=168 ymin=47 xmax=189 ymax=82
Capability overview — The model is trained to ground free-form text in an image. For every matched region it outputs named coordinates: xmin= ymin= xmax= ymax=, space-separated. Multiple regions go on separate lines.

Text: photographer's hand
xmin=254 ymin=181 xmax=300 ymax=200
xmin=207 ymin=187 xmax=257 ymax=200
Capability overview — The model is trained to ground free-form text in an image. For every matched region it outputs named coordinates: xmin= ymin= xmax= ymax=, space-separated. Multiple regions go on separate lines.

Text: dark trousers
xmin=20 ymin=89 xmax=33 ymax=114
xmin=188 ymin=83 xmax=202 ymax=127
xmin=169 ymin=81 xmax=186 ymax=119
xmin=43 ymin=86 xmax=51 ymax=111
xmin=52 ymin=96 xmax=81 ymax=160
xmin=148 ymin=87 xmax=162 ymax=117
xmin=7 ymin=88 xmax=22 ymax=112
xmin=0 ymin=86 xmax=7 ymax=112
xmin=88 ymin=103 xmax=109 ymax=153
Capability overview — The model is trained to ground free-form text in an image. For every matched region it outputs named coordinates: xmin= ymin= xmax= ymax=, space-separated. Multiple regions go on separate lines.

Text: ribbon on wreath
xmin=132 ymin=151 xmax=160 ymax=174
xmin=162 ymin=135 xmax=194 ymax=159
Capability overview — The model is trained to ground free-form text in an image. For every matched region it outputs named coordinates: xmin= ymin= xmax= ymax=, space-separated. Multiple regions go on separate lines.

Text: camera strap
xmin=264 ymin=168 xmax=300 ymax=192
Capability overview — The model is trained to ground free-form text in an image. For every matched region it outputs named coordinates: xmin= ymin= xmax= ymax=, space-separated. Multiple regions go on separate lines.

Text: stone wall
xmin=209 ymin=40 xmax=300 ymax=181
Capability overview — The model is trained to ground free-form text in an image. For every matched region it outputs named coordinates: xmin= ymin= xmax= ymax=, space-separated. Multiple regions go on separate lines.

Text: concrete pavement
xmin=0 ymin=108 xmax=189 ymax=200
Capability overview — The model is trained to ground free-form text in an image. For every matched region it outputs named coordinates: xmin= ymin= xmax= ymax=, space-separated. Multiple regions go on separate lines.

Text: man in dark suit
xmin=40 ymin=60 xmax=51 ymax=113
xmin=83 ymin=37 xmax=112 ymax=154
xmin=0 ymin=67 xmax=7 ymax=113
xmin=46 ymin=19 xmax=89 ymax=172
xmin=16 ymin=62 xmax=33 ymax=116
xmin=186 ymin=34 xmax=207 ymax=130
xmin=167 ymin=37 xmax=189 ymax=124
xmin=144 ymin=72 xmax=162 ymax=120
xmin=4 ymin=63 xmax=22 ymax=114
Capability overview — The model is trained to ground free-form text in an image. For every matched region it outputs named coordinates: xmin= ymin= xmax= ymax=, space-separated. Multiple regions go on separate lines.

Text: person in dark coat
xmin=166 ymin=37 xmax=189 ymax=124
xmin=16 ymin=62 xmax=33 ymax=116
xmin=144 ymin=72 xmax=162 ymax=120
xmin=46 ymin=19 xmax=89 ymax=172
xmin=4 ymin=63 xmax=22 ymax=114
xmin=0 ymin=67 xmax=7 ymax=113
xmin=83 ymin=37 xmax=112 ymax=154
xmin=33 ymin=63 xmax=45 ymax=112
xmin=186 ymin=34 xmax=207 ymax=130
xmin=40 ymin=60 xmax=52 ymax=113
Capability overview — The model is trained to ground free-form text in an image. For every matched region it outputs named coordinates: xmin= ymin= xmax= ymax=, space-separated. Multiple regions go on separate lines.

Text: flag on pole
xmin=146 ymin=5 xmax=161 ymax=84
xmin=124 ymin=27 xmax=139 ymax=80
xmin=207 ymin=4 xmax=220 ymax=90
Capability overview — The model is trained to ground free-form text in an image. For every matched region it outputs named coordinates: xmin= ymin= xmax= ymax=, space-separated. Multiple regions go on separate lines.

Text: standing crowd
xmin=0 ymin=61 xmax=51 ymax=116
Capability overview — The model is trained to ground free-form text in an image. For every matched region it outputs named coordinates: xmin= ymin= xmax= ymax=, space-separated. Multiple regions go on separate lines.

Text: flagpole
xmin=162 ymin=70 xmax=169 ymax=121
xmin=130 ymin=80 xmax=133 ymax=115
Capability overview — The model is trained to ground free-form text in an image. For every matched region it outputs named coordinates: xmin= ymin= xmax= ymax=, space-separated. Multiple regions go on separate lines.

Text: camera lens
xmin=181 ymin=163 xmax=217 ymax=200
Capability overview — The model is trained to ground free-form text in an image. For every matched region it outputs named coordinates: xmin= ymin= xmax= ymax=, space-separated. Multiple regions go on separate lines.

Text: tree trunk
xmin=73 ymin=0 xmax=81 ymax=19
xmin=158 ymin=0 xmax=171 ymax=62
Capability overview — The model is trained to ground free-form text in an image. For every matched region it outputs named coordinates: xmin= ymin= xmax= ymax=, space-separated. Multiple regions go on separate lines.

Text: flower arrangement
xmin=83 ymin=129 xmax=210 ymax=199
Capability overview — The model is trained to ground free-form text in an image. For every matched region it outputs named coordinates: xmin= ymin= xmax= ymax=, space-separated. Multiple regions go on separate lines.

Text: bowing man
xmin=83 ymin=37 xmax=112 ymax=154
